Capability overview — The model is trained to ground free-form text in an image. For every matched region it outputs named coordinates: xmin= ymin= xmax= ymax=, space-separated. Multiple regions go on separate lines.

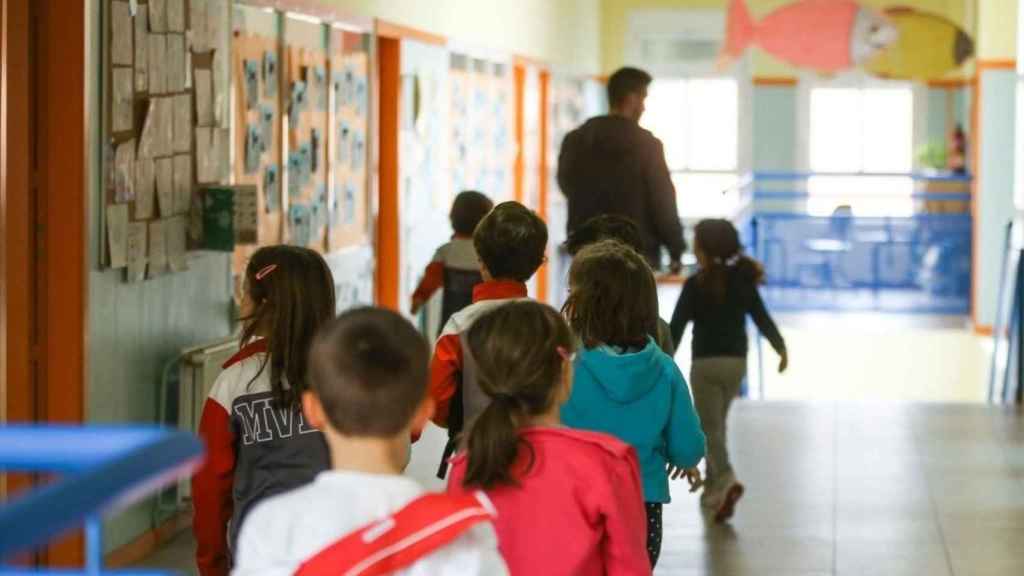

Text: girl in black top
xmin=669 ymin=219 xmax=788 ymax=522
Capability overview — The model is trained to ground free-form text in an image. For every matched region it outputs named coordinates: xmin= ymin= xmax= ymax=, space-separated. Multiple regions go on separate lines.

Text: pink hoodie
xmin=447 ymin=427 xmax=651 ymax=575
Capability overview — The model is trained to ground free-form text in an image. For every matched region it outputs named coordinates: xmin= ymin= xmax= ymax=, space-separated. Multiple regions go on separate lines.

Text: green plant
xmin=916 ymin=141 xmax=947 ymax=170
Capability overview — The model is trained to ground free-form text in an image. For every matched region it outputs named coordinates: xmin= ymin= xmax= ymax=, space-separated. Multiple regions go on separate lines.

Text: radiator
xmin=172 ymin=336 xmax=238 ymax=505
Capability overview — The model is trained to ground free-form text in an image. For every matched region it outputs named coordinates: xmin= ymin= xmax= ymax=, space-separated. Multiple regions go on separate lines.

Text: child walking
xmin=193 ymin=246 xmax=336 ymax=576
xmin=427 ymin=201 xmax=547 ymax=477
xmin=234 ymin=308 xmax=507 ymax=575
xmin=560 ymin=240 xmax=706 ymax=568
xmin=410 ymin=190 xmax=495 ymax=328
xmin=565 ymin=214 xmax=676 ymax=356
xmin=447 ymin=301 xmax=651 ymax=575
xmin=669 ymin=219 xmax=788 ymax=522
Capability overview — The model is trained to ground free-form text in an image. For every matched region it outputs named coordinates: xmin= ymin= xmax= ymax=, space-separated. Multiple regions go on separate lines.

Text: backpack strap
xmin=294 ymin=491 xmax=497 ymax=576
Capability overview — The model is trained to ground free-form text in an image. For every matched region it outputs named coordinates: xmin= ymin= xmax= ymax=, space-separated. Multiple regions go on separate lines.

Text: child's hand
xmin=778 ymin=349 xmax=789 ymax=373
xmin=666 ymin=465 xmax=704 ymax=492
xmin=410 ymin=298 xmax=425 ymax=316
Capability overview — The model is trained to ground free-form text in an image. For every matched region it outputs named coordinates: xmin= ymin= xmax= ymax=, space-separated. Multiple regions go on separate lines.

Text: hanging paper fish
xmin=721 ymin=0 xmax=898 ymax=73
xmin=863 ymin=7 xmax=974 ymax=80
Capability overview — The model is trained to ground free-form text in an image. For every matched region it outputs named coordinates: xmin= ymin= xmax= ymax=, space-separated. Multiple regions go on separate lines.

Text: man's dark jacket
xmin=557 ymin=115 xmax=685 ymax=267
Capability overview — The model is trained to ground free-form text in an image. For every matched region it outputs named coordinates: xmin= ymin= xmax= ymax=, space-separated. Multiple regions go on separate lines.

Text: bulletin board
xmin=104 ymin=0 xmax=230 ymax=283
xmin=327 ymin=29 xmax=372 ymax=252
xmin=449 ymin=54 xmax=515 ymax=203
xmin=231 ymin=32 xmax=284 ymax=274
xmin=284 ymin=45 xmax=330 ymax=251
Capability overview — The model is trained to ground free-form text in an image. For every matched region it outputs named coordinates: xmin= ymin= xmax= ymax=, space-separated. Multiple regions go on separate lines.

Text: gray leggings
xmin=691 ymin=357 xmax=747 ymax=488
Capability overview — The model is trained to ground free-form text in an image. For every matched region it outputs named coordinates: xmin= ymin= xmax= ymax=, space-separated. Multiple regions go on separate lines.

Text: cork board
xmin=231 ymin=32 xmax=284 ymax=275
xmin=327 ymin=30 xmax=371 ymax=252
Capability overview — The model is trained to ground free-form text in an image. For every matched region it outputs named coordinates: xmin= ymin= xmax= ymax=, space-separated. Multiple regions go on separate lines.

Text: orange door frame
xmin=374 ymin=22 xmax=445 ymax=311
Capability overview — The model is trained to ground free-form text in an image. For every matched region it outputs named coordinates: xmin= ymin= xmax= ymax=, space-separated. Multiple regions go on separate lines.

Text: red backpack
xmin=294 ymin=491 xmax=497 ymax=576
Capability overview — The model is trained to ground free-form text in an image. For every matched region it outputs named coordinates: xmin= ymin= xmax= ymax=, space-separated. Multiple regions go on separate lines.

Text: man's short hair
xmin=565 ymin=214 xmax=645 ymax=256
xmin=607 ymin=67 xmax=653 ymax=108
xmin=473 ymin=201 xmax=548 ymax=282
xmin=309 ymin=307 xmax=429 ymax=437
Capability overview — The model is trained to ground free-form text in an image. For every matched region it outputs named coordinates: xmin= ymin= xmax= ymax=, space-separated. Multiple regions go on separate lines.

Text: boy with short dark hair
xmin=427 ymin=201 xmax=548 ymax=477
xmin=410 ymin=191 xmax=495 ymax=328
xmin=233 ymin=307 xmax=507 ymax=576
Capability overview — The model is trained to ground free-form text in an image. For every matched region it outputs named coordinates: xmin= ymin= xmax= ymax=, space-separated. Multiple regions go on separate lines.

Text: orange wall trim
xmin=105 ymin=512 xmax=191 ymax=568
xmin=752 ymin=76 xmax=798 ymax=87
xmin=974 ymin=324 xmax=994 ymax=337
xmin=976 ymin=59 xmax=1017 ymax=71
xmin=375 ymin=36 xmax=400 ymax=310
xmin=536 ymin=71 xmax=550 ymax=303
xmin=375 ymin=20 xmax=445 ymax=45
xmin=513 ymin=64 xmax=526 ymax=205
xmin=926 ymin=78 xmax=975 ymax=89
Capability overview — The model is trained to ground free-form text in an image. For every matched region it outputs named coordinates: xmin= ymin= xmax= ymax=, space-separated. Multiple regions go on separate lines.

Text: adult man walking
xmin=557 ymin=67 xmax=685 ymax=272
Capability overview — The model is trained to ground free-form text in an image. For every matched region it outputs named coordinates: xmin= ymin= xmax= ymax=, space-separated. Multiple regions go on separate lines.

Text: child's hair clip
xmin=255 ymin=264 xmax=278 ymax=280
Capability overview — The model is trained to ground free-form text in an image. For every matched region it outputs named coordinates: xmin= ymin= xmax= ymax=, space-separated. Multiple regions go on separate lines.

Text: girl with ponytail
xmin=446 ymin=301 xmax=651 ymax=575
xmin=669 ymin=219 xmax=788 ymax=523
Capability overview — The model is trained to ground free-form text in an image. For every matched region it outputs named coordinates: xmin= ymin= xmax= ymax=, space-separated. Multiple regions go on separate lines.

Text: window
xmin=808 ymin=86 xmax=914 ymax=216
xmin=640 ymin=78 xmax=739 ymax=218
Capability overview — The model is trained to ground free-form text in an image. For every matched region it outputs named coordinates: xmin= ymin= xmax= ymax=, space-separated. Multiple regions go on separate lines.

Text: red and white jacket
xmin=233 ymin=471 xmax=508 ymax=576
xmin=426 ymin=280 xmax=528 ymax=429
xmin=192 ymin=339 xmax=329 ymax=576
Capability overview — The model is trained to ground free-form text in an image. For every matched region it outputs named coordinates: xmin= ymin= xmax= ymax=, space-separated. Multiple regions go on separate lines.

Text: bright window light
xmin=641 ymin=78 xmax=739 ymax=218
xmin=809 ymin=86 xmax=914 ymax=216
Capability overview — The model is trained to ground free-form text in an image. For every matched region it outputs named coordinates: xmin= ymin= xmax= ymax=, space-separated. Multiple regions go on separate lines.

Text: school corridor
xmin=4 ymin=0 xmax=1024 ymax=575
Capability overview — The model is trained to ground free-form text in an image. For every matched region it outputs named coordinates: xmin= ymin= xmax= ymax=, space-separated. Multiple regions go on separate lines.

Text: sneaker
xmin=714 ymin=482 xmax=745 ymax=523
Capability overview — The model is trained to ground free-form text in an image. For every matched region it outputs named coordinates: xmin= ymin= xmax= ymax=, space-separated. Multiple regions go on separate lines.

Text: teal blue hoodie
xmin=561 ymin=338 xmax=706 ymax=503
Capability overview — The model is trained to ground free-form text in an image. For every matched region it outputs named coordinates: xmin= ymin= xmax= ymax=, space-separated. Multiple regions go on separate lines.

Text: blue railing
xmin=0 ymin=426 xmax=204 ymax=575
xmin=735 ymin=171 xmax=972 ymax=314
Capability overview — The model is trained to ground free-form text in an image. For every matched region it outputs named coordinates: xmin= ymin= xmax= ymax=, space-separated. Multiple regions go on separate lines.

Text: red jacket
xmin=447 ymin=427 xmax=651 ymax=575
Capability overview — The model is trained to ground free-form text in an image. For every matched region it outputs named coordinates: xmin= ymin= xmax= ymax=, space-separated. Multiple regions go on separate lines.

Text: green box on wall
xmin=202 ymin=187 xmax=235 ymax=252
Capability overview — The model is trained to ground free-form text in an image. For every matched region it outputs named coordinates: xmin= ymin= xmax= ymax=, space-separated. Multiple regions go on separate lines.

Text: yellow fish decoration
xmin=864 ymin=7 xmax=974 ymax=80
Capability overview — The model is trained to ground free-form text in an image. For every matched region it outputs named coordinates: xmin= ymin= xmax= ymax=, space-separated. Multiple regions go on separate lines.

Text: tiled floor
xmin=133 ymin=402 xmax=1024 ymax=575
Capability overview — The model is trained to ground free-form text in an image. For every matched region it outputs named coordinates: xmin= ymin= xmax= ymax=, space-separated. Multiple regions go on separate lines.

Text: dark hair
xmin=607 ymin=67 xmax=652 ymax=109
xmin=450 ymin=190 xmax=494 ymax=236
xmin=563 ymin=240 xmax=657 ymax=350
xmin=693 ymin=219 xmax=765 ymax=304
xmin=565 ymin=214 xmax=644 ymax=256
xmin=462 ymin=301 xmax=575 ymax=489
xmin=473 ymin=201 xmax=547 ymax=281
xmin=242 ymin=246 xmax=337 ymax=408
xmin=308 ymin=307 xmax=429 ymax=436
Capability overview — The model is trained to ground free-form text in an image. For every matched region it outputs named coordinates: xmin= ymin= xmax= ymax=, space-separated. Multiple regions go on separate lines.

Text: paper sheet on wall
xmin=134 ymin=10 xmax=149 ymax=91
xmin=156 ymin=156 xmax=174 ymax=216
xmin=206 ymin=0 xmax=225 ymax=51
xmin=195 ymin=127 xmax=214 ymax=183
xmin=215 ymin=128 xmax=229 ymax=182
xmin=138 ymin=99 xmax=155 ymax=158
xmin=166 ymin=0 xmax=185 ymax=33
xmin=173 ymin=94 xmax=191 ymax=153
xmin=114 ymin=139 xmax=136 ymax=202
xmin=167 ymin=216 xmax=188 ymax=272
xmin=106 ymin=203 xmax=129 ymax=269
xmin=189 ymin=0 xmax=209 ymax=52
xmin=126 ymin=221 xmax=148 ymax=282
xmin=212 ymin=49 xmax=226 ymax=127
xmin=149 ymin=0 xmax=167 ymax=33
xmin=234 ymin=185 xmax=259 ymax=244
xmin=195 ymin=69 xmax=213 ymax=126
xmin=173 ymin=154 xmax=192 ymax=214
xmin=135 ymin=157 xmax=156 ymax=219
xmin=111 ymin=2 xmax=133 ymax=66
xmin=166 ymin=34 xmax=186 ymax=93
xmin=155 ymin=97 xmax=174 ymax=157
xmin=112 ymin=67 xmax=134 ymax=133
xmin=148 ymin=34 xmax=167 ymax=94
xmin=148 ymin=219 xmax=169 ymax=277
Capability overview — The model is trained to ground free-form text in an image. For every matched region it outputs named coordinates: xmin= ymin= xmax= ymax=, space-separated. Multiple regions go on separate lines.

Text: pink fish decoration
xmin=722 ymin=0 xmax=898 ymax=72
